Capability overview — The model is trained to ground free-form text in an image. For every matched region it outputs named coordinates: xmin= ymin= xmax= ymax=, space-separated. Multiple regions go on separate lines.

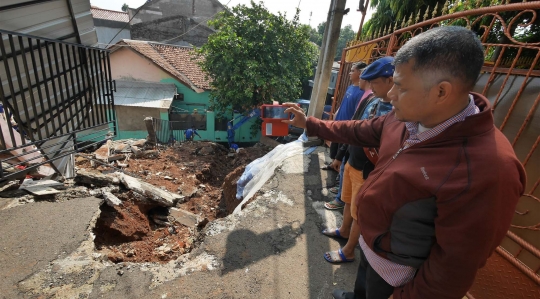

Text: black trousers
xmin=352 ymin=248 xmax=395 ymax=299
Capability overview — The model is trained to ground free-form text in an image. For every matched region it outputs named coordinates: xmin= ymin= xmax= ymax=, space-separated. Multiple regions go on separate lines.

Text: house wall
xmin=129 ymin=0 xmax=223 ymax=24
xmin=93 ymin=18 xmax=131 ymax=48
xmin=128 ymin=0 xmax=222 ymax=46
xmin=109 ymin=47 xmax=260 ymax=143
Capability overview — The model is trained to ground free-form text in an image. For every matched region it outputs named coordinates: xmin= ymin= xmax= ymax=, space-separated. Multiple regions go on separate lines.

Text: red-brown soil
xmin=77 ymin=141 xmax=270 ymax=263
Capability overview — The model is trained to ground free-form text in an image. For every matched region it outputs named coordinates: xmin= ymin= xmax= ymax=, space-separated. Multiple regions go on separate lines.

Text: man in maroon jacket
xmin=283 ymin=26 xmax=526 ymax=299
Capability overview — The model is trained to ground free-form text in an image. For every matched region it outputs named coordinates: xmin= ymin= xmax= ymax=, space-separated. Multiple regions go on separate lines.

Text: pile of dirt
xmin=76 ymin=141 xmax=271 ymax=263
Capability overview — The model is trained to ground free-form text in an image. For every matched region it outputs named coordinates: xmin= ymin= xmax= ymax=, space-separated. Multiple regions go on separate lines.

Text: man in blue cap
xmin=322 ymin=57 xmax=395 ymax=264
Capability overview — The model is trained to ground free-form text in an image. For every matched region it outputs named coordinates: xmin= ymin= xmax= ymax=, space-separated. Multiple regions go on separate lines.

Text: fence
xmin=0 ymin=29 xmax=116 ymax=180
xmin=153 ymin=118 xmax=185 ymax=144
xmin=331 ymin=2 xmax=540 ymax=298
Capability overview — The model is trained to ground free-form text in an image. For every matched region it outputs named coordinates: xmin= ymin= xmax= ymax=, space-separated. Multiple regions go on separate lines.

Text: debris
xmin=116 ymin=173 xmax=185 ymax=207
xmin=22 ymin=186 xmax=60 ymax=196
xmin=94 ymin=142 xmax=111 ymax=160
xmin=103 ymin=191 xmax=122 ymax=206
xmin=75 ymin=169 xmax=120 ymax=187
xmin=0 ymin=180 xmax=21 ymax=193
xmin=169 ymin=208 xmax=199 ymax=228
xmin=164 ymin=176 xmax=173 ymax=180
xmin=197 ymin=146 xmax=214 ymax=156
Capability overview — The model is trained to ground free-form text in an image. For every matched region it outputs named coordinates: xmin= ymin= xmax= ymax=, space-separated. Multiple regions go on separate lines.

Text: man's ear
xmin=435 ymin=81 xmax=452 ymax=103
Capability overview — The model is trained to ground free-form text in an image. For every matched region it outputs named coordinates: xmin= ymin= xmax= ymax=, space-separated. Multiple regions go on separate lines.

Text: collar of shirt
xmin=403 ymin=95 xmax=480 ymax=149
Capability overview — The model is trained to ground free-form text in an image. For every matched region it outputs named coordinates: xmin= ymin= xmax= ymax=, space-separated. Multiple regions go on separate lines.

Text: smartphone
xmin=261 ymin=105 xmax=290 ymax=120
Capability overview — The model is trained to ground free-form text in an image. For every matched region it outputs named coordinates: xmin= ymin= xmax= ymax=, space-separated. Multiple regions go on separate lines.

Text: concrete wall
xmin=130 ymin=0 xmax=223 ymax=24
xmin=130 ymin=16 xmax=213 ymax=47
xmin=95 ymin=26 xmax=131 ymax=48
xmin=128 ymin=0 xmax=222 ymax=46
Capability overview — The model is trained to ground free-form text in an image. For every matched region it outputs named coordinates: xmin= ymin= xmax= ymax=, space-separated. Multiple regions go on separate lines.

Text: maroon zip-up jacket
xmin=306 ymin=94 xmax=526 ymax=299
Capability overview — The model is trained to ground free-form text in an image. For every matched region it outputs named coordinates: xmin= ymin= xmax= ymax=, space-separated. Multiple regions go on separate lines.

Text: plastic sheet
xmin=234 ymin=133 xmax=308 ymax=214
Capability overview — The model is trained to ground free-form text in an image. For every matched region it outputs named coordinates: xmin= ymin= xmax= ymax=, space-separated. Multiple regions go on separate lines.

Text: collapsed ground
xmin=42 ymin=140 xmax=270 ymax=263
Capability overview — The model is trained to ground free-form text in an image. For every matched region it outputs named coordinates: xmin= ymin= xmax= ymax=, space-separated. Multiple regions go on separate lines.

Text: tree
xmin=121 ymin=3 xmax=129 ymax=12
xmin=310 ymin=22 xmax=356 ymax=60
xmin=195 ymin=1 xmax=318 ymax=114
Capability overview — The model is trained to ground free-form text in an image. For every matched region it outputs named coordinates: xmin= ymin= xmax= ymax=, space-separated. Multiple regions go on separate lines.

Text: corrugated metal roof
xmin=91 ymin=7 xmax=129 ymax=23
xmin=0 ymin=0 xmax=98 ymax=45
xmin=111 ymin=81 xmax=176 ymax=108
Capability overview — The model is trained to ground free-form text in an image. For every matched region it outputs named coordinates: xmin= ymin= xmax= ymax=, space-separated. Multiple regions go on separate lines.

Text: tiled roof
xmin=151 ymin=44 xmax=210 ymax=90
xmin=112 ymin=40 xmax=210 ymax=92
xmin=91 ymin=7 xmax=129 ymax=23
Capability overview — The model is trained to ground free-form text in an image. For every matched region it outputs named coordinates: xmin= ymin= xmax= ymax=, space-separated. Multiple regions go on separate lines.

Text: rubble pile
xmin=0 ymin=138 xmax=271 ymax=263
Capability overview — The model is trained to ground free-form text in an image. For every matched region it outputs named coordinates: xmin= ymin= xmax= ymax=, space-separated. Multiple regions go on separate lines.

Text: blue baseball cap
xmin=360 ymin=56 xmax=395 ymax=81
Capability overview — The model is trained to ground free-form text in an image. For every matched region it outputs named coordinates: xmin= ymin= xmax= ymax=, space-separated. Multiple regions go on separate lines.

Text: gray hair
xmin=394 ymin=26 xmax=484 ymax=90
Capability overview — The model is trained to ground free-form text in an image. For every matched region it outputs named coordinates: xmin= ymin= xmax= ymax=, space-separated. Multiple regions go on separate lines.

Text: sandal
xmin=324 ymin=248 xmax=355 ymax=263
xmin=324 ymin=199 xmax=344 ymax=210
xmin=321 ymin=228 xmax=348 ymax=240
xmin=329 ymin=186 xmax=340 ymax=194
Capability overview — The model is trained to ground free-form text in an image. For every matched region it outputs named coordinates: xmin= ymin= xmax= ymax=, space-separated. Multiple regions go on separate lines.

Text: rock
xmin=199 ymin=184 xmax=206 ymax=189
xmin=116 ymin=173 xmax=185 ymax=207
xmin=164 ymin=176 xmax=173 ymax=180
xmin=198 ymin=146 xmax=214 ymax=156
xmin=103 ymin=191 xmax=122 ymax=206
xmin=169 ymin=208 xmax=199 ymax=227
xmin=181 ymin=185 xmax=198 ymax=198
xmin=75 ymin=169 xmax=120 ymax=187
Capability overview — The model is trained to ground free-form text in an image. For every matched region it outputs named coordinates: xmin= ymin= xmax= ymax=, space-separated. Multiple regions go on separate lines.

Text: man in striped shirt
xmin=283 ymin=26 xmax=525 ymax=299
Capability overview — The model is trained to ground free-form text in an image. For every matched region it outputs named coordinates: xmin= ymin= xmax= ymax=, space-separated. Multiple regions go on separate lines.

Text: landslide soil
xmin=76 ymin=141 xmax=270 ymax=263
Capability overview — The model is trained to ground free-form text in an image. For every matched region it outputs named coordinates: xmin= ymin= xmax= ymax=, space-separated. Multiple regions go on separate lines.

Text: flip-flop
xmin=324 ymin=248 xmax=355 ymax=263
xmin=321 ymin=228 xmax=348 ymax=240
xmin=324 ymin=199 xmax=345 ymax=210
xmin=329 ymin=186 xmax=340 ymax=194
xmin=321 ymin=165 xmax=335 ymax=171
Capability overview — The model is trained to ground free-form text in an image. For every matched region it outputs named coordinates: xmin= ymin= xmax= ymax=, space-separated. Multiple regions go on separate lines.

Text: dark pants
xmin=352 ymin=248 xmax=394 ymax=299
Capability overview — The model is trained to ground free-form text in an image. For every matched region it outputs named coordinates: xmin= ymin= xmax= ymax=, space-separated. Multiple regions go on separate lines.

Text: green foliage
xmin=195 ymin=1 xmax=318 ymax=115
xmin=121 ymin=3 xmax=128 ymax=12
xmin=310 ymin=22 xmax=357 ymax=60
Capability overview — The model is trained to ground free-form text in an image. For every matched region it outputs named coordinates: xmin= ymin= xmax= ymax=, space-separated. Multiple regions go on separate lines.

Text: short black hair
xmin=394 ymin=26 xmax=484 ymax=89
xmin=352 ymin=61 xmax=368 ymax=71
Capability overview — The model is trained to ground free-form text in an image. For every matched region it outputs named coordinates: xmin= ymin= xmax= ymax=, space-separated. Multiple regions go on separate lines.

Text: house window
xmin=169 ymin=112 xmax=207 ymax=130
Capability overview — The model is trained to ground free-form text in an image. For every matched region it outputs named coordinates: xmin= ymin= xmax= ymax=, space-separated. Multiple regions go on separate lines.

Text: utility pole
xmin=307 ymin=0 xmax=347 ymax=119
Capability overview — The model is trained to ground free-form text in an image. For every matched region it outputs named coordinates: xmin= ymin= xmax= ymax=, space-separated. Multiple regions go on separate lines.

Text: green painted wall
xmin=160 ymin=78 xmax=261 ymax=143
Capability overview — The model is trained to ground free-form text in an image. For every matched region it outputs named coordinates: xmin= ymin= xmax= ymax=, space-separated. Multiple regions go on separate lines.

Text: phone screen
xmin=263 ymin=106 xmax=289 ymax=119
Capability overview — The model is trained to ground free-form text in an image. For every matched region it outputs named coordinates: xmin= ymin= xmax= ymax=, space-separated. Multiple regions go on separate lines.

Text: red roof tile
xmin=91 ymin=7 xmax=129 ymax=23
xmin=112 ymin=40 xmax=210 ymax=92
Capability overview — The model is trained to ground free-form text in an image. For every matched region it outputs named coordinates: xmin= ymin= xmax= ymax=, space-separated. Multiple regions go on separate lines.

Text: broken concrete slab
xmin=94 ymin=141 xmax=111 ymax=160
xmin=75 ymin=169 xmax=120 ymax=187
xmin=114 ymin=143 xmax=130 ymax=153
xmin=20 ymin=179 xmax=63 ymax=189
xmin=131 ymin=139 xmax=146 ymax=147
xmin=103 ymin=191 xmax=122 ymax=206
xmin=169 ymin=208 xmax=199 ymax=227
xmin=0 ymin=197 xmax=102 ymax=299
xmin=116 ymin=173 xmax=184 ymax=207
xmin=23 ymin=186 xmax=61 ymax=196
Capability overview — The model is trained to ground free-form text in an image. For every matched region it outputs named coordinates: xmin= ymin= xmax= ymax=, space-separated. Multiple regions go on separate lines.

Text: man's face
xmin=368 ymin=77 xmax=393 ymax=99
xmin=349 ymin=67 xmax=361 ymax=82
xmin=387 ymin=61 xmax=435 ymax=124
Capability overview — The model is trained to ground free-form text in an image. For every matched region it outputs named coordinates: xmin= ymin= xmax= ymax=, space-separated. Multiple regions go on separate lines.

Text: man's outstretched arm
xmin=282 ymin=103 xmax=386 ymax=148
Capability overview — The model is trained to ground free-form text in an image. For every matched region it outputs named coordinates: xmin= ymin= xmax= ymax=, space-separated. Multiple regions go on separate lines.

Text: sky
xmin=89 ymin=0 xmax=373 ymax=29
